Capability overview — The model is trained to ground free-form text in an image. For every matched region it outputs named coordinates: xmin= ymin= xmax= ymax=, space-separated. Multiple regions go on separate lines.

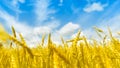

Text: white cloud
xmin=58 ymin=0 xmax=63 ymax=6
xmin=12 ymin=0 xmax=25 ymax=4
xmin=82 ymin=28 xmax=97 ymax=39
xmin=44 ymin=20 xmax=60 ymax=29
xmin=0 ymin=9 xmax=34 ymax=47
xmin=0 ymin=9 xmax=32 ymax=34
xmin=80 ymin=1 xmax=120 ymax=40
xmin=33 ymin=20 xmax=60 ymax=35
xmin=81 ymin=14 xmax=120 ymax=40
xmin=83 ymin=2 xmax=107 ymax=13
xmin=33 ymin=26 xmax=51 ymax=35
xmin=18 ymin=0 xmax=25 ymax=3
xmin=35 ymin=0 xmax=56 ymax=23
xmin=3 ymin=0 xmax=22 ymax=13
xmin=99 ymin=15 xmax=120 ymax=37
xmin=0 ymin=0 xmax=26 ymax=20
xmin=58 ymin=22 xmax=80 ymax=36
xmin=0 ymin=0 xmax=62 ymax=47
xmin=11 ymin=0 xmax=25 ymax=7
xmin=0 ymin=7 xmax=60 ymax=47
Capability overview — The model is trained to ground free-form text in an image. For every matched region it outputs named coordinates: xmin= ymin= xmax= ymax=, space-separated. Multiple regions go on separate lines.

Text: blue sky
xmin=0 ymin=0 xmax=120 ymax=47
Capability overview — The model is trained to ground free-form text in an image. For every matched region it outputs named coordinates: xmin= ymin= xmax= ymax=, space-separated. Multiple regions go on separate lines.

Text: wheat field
xmin=0 ymin=24 xmax=120 ymax=68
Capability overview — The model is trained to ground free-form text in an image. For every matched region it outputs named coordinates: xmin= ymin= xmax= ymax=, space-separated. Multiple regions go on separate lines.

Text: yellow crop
xmin=0 ymin=24 xmax=120 ymax=68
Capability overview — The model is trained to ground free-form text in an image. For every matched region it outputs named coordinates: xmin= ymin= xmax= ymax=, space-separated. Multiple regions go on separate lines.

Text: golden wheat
xmin=0 ymin=24 xmax=120 ymax=68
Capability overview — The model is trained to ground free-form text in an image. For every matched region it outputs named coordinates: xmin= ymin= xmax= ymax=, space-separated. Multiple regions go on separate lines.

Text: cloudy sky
xmin=0 ymin=0 xmax=120 ymax=47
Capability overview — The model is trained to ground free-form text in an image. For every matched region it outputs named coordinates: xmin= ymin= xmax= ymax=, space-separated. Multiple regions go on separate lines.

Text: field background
xmin=1 ymin=25 xmax=120 ymax=68
xmin=0 ymin=0 xmax=120 ymax=68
